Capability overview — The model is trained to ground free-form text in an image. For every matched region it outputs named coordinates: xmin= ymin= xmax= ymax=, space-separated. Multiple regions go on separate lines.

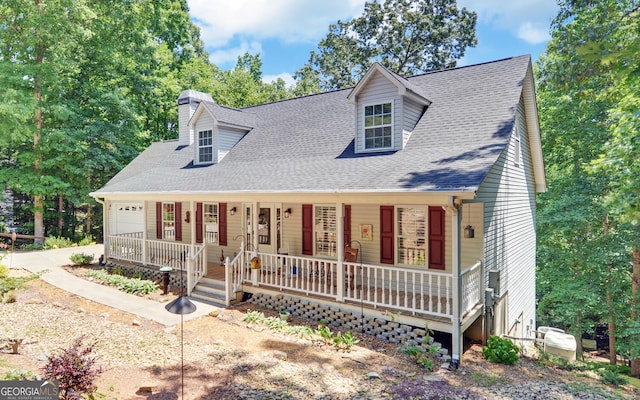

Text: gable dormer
xmin=348 ymin=63 xmax=431 ymax=153
xmin=188 ymin=100 xmax=255 ymax=165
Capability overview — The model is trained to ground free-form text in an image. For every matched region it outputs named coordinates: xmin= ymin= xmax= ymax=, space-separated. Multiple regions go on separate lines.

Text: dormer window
xmin=197 ymin=130 xmax=213 ymax=163
xmin=364 ymin=102 xmax=393 ymax=150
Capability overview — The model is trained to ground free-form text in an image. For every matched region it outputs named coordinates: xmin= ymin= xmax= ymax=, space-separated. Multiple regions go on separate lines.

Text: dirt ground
xmin=1 ymin=268 xmax=638 ymax=400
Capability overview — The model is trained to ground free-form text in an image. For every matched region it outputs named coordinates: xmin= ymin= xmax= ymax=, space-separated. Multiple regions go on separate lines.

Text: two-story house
xmin=91 ymin=55 xmax=546 ymax=364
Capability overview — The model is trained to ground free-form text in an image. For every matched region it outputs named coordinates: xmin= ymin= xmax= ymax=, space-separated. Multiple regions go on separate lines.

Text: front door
xmin=257 ymin=203 xmax=281 ymax=254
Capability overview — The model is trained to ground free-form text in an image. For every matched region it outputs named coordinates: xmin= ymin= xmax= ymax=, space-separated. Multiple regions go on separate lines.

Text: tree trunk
xmin=604 ymin=215 xmax=617 ymax=364
xmin=58 ymin=194 xmax=64 ymax=237
xmin=33 ymin=84 xmax=44 ymax=244
xmin=86 ymin=202 xmax=91 ymax=238
xmin=631 ymin=246 xmax=639 ymax=377
xmin=32 ymin=0 xmax=45 ymax=245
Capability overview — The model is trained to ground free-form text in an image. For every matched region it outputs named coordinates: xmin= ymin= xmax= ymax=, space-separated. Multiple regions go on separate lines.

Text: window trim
xmin=197 ymin=129 xmax=214 ymax=164
xmin=362 ymin=101 xmax=394 ymax=151
xmin=162 ymin=202 xmax=175 ymax=241
xmin=396 ymin=206 xmax=427 ymax=267
xmin=202 ymin=202 xmax=219 ymax=244
xmin=314 ymin=204 xmax=337 ymax=258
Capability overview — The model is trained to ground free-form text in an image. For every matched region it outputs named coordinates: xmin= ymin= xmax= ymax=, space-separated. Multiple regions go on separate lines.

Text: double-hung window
xmin=203 ymin=203 xmax=218 ymax=244
xmin=364 ymin=102 xmax=392 ymax=150
xmin=198 ymin=130 xmax=213 ymax=163
xmin=162 ymin=202 xmax=175 ymax=240
xmin=315 ymin=205 xmax=336 ymax=257
xmin=397 ymin=207 xmax=426 ymax=266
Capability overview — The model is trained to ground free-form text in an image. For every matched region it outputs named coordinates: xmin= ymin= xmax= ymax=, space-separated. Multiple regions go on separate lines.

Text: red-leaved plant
xmin=41 ymin=336 xmax=104 ymax=400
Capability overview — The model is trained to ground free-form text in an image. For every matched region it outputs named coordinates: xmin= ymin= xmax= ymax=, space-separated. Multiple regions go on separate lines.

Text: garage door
xmin=109 ymin=202 xmax=144 ymax=235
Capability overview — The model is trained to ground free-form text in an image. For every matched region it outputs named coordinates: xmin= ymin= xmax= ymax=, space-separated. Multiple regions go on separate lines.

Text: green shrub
xmin=44 ymin=236 xmax=74 ymax=249
xmin=332 ymin=331 xmax=360 ymax=350
xmin=77 ymin=235 xmax=95 ymax=246
xmin=400 ymin=343 xmax=425 ymax=358
xmin=70 ymin=253 xmax=94 ymax=266
xmin=85 ymin=269 xmax=158 ymax=295
xmin=599 ymin=369 xmax=628 ymax=387
xmin=400 ymin=343 xmax=437 ymax=371
xmin=0 ymin=264 xmax=8 ymax=278
xmin=0 ymin=272 xmax=40 ymax=300
xmin=482 ymin=336 xmax=519 ymax=365
xmin=3 ymin=368 xmax=34 ymax=380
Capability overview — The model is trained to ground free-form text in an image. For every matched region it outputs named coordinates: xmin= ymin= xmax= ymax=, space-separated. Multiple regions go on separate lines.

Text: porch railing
xmin=229 ymin=251 xmax=482 ymax=320
xmin=460 ymin=261 xmax=483 ymax=318
xmin=105 ymin=234 xmax=206 ymax=295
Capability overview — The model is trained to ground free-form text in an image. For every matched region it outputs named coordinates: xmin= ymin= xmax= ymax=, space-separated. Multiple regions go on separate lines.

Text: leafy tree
xmin=0 ymin=0 xmax=215 ymax=240
xmin=0 ymin=0 xmax=94 ymax=243
xmin=298 ymin=0 xmax=477 ymax=90
xmin=536 ymin=0 xmax=639 ymax=375
xmin=211 ymin=52 xmax=293 ymax=108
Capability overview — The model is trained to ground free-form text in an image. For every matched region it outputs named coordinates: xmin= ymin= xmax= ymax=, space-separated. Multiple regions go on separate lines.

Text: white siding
xmin=178 ymin=102 xmax=197 ymax=146
xmin=355 ymin=72 xmax=402 ymax=153
xmin=402 ymin=97 xmax=425 ymax=148
xmin=218 ymin=127 xmax=245 ymax=162
xmin=475 ymin=95 xmax=537 ymax=336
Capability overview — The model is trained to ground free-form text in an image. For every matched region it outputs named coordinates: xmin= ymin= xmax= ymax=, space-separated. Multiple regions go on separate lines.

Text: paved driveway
xmin=3 ymin=244 xmax=218 ymax=326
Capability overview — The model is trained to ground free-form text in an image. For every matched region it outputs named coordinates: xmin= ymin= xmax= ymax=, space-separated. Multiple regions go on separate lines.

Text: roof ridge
xmin=405 ymin=54 xmax=531 ymax=79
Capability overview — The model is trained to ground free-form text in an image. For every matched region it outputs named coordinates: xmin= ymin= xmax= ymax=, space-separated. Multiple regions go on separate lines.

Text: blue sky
xmin=187 ymin=0 xmax=559 ymax=86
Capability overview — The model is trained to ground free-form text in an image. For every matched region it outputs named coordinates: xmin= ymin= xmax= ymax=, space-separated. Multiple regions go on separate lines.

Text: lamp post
xmin=164 ymin=261 xmax=196 ymax=399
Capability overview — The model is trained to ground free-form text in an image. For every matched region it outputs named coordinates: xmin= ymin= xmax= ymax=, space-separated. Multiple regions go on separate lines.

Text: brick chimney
xmin=177 ymin=90 xmax=213 ymax=146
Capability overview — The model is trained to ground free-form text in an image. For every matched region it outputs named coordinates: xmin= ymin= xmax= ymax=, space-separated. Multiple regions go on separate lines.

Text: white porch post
xmin=142 ymin=201 xmax=148 ymax=265
xmin=449 ymin=196 xmax=462 ymax=368
xmin=189 ymin=200 xmax=196 ymax=256
xmin=336 ymin=202 xmax=344 ymax=301
xmin=251 ymin=202 xmax=259 ymax=286
xmin=103 ymin=199 xmax=109 ymax=260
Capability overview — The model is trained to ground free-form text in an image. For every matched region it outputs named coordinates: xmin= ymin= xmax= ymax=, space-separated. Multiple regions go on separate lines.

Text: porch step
xmin=190 ymin=277 xmax=227 ymax=307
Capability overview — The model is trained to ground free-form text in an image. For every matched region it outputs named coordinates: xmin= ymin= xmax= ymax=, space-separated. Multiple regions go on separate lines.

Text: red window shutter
xmin=428 ymin=206 xmax=445 ymax=270
xmin=380 ymin=206 xmax=394 ymax=264
xmin=302 ymin=204 xmax=313 ymax=255
xmin=175 ymin=202 xmax=182 ymax=241
xmin=343 ymin=205 xmax=352 ymax=245
xmin=156 ymin=202 xmax=162 ymax=239
xmin=219 ymin=203 xmax=227 ymax=246
xmin=195 ymin=203 xmax=203 ymax=243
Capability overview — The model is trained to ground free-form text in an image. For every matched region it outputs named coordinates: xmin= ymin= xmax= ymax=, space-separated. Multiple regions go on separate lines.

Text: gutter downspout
xmin=448 ymin=196 xmax=462 ymax=368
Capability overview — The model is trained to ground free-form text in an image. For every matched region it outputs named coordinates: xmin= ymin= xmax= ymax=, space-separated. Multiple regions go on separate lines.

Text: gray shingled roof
xmin=94 ymin=55 xmax=532 ymax=196
xmin=199 ymin=102 xmax=256 ymax=128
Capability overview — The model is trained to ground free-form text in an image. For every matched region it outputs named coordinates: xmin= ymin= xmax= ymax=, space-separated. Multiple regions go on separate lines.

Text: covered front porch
xmin=104 ymin=233 xmax=484 ymax=335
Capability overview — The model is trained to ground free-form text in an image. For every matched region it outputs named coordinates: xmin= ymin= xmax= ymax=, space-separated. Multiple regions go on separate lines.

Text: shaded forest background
xmin=0 ymin=0 xmax=638 ymax=376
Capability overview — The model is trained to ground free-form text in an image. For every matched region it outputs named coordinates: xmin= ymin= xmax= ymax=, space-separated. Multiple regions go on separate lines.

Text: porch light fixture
xmin=230 ymin=207 xmax=237 ymax=216
xmin=464 ymin=225 xmax=475 ymax=238
xmin=463 ymin=203 xmax=475 ymax=238
xmin=284 ymin=208 xmax=292 ymax=218
xmin=184 ymin=211 xmax=190 ymax=223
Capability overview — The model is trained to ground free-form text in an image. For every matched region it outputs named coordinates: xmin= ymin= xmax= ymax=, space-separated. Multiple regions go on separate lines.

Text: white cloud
xmin=517 ymin=21 xmax=551 ymax=44
xmin=263 ymin=72 xmax=295 ymax=87
xmin=188 ymin=0 xmax=366 ymax=48
xmin=458 ymin=0 xmax=556 ymax=43
xmin=208 ymin=40 xmax=263 ymax=67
